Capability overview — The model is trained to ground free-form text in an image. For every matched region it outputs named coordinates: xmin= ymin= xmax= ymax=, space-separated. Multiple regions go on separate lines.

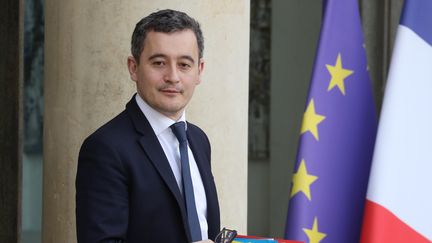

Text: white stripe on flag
xmin=366 ymin=25 xmax=432 ymax=239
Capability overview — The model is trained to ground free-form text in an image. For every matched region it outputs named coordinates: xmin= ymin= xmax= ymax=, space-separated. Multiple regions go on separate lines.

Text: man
xmin=76 ymin=9 xmax=220 ymax=243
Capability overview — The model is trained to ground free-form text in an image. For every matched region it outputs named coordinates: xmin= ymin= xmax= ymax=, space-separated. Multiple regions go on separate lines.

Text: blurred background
xmin=0 ymin=0 xmax=403 ymax=242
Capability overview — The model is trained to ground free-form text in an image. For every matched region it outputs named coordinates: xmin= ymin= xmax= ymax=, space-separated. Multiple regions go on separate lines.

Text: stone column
xmin=43 ymin=1 xmax=249 ymax=242
xmin=0 ymin=0 xmax=23 ymax=242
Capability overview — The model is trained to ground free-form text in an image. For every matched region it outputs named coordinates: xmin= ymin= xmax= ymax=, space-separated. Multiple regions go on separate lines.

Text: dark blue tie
xmin=171 ymin=121 xmax=202 ymax=242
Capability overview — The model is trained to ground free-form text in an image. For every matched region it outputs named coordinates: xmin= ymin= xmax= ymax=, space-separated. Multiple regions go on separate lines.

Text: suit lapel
xmin=187 ymin=124 xmax=220 ymax=237
xmin=137 ymin=136 xmax=183 ymax=206
xmin=125 ymin=96 xmax=189 ymax=235
xmin=126 ymin=95 xmax=219 ymax=240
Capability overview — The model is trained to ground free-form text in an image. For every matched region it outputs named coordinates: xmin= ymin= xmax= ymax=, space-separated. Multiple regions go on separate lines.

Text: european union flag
xmin=284 ymin=0 xmax=377 ymax=242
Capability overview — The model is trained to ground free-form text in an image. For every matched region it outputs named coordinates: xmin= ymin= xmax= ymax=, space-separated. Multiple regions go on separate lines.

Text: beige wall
xmin=43 ymin=1 xmax=249 ymax=242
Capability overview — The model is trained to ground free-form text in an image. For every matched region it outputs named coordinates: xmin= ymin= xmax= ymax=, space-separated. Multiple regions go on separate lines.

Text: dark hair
xmin=131 ymin=9 xmax=204 ymax=62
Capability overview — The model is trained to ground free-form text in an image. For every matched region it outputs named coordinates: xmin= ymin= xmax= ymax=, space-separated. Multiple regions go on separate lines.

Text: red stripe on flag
xmin=361 ymin=200 xmax=430 ymax=243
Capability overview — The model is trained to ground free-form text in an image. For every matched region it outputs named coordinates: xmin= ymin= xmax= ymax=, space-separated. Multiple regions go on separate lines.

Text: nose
xmin=164 ymin=64 xmax=180 ymax=83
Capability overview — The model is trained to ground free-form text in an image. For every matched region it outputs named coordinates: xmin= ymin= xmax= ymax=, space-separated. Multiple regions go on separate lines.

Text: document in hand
xmin=233 ymin=238 xmax=276 ymax=243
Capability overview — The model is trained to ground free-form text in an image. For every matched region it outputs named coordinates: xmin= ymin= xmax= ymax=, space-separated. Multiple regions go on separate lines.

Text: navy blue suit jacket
xmin=76 ymin=96 xmax=220 ymax=243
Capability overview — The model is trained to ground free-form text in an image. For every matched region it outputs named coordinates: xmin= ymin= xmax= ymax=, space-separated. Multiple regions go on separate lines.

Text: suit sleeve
xmin=76 ymin=134 xmax=129 ymax=243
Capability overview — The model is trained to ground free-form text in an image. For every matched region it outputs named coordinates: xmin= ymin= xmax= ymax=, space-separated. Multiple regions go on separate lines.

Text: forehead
xmin=142 ymin=30 xmax=199 ymax=58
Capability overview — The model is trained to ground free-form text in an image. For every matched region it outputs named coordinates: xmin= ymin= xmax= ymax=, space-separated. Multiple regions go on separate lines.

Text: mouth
xmin=159 ymin=88 xmax=182 ymax=95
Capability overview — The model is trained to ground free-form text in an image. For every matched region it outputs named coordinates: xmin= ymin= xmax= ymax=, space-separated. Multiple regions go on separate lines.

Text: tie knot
xmin=171 ymin=121 xmax=187 ymax=142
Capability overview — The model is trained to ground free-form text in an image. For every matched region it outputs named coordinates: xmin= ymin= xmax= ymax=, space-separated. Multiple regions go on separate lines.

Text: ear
xmin=197 ymin=58 xmax=205 ymax=85
xmin=127 ymin=56 xmax=139 ymax=81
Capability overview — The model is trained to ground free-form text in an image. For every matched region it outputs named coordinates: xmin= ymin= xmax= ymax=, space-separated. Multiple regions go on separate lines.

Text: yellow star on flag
xmin=326 ymin=53 xmax=353 ymax=95
xmin=303 ymin=217 xmax=327 ymax=243
xmin=300 ymin=99 xmax=326 ymax=141
xmin=290 ymin=159 xmax=318 ymax=200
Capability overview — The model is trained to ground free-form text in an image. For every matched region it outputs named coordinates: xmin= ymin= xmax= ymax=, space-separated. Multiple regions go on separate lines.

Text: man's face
xmin=127 ymin=30 xmax=204 ymax=120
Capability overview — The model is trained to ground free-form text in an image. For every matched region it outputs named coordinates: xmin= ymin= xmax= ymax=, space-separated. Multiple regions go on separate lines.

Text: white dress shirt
xmin=135 ymin=94 xmax=208 ymax=240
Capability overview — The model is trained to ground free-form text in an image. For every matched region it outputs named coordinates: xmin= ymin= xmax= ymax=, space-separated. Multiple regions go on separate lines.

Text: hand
xmin=193 ymin=240 xmax=214 ymax=243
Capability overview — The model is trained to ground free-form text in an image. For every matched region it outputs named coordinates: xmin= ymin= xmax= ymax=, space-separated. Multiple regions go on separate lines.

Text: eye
xmin=152 ymin=61 xmax=165 ymax=67
xmin=178 ymin=62 xmax=191 ymax=70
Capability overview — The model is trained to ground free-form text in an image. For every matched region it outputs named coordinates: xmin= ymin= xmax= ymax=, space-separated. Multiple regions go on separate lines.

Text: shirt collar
xmin=135 ymin=94 xmax=186 ymax=136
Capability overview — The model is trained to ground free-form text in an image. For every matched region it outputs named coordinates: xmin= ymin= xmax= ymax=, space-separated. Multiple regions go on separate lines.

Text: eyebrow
xmin=179 ymin=55 xmax=195 ymax=64
xmin=148 ymin=53 xmax=195 ymax=64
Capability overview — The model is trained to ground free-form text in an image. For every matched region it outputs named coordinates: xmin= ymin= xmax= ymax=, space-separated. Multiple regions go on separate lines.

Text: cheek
xmin=184 ymin=83 xmax=197 ymax=96
xmin=184 ymin=72 xmax=201 ymax=85
xmin=138 ymin=72 xmax=162 ymax=88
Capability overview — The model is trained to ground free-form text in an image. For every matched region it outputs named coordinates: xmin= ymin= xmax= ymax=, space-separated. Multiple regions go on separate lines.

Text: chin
xmin=158 ymin=104 xmax=185 ymax=117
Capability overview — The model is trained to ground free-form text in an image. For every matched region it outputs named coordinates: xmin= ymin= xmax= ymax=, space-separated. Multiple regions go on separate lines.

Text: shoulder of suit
xmin=186 ymin=122 xmax=207 ymax=136
xmin=82 ymin=110 xmax=132 ymax=146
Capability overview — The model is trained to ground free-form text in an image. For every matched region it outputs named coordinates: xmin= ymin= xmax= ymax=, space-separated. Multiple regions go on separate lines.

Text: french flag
xmin=360 ymin=0 xmax=432 ymax=242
